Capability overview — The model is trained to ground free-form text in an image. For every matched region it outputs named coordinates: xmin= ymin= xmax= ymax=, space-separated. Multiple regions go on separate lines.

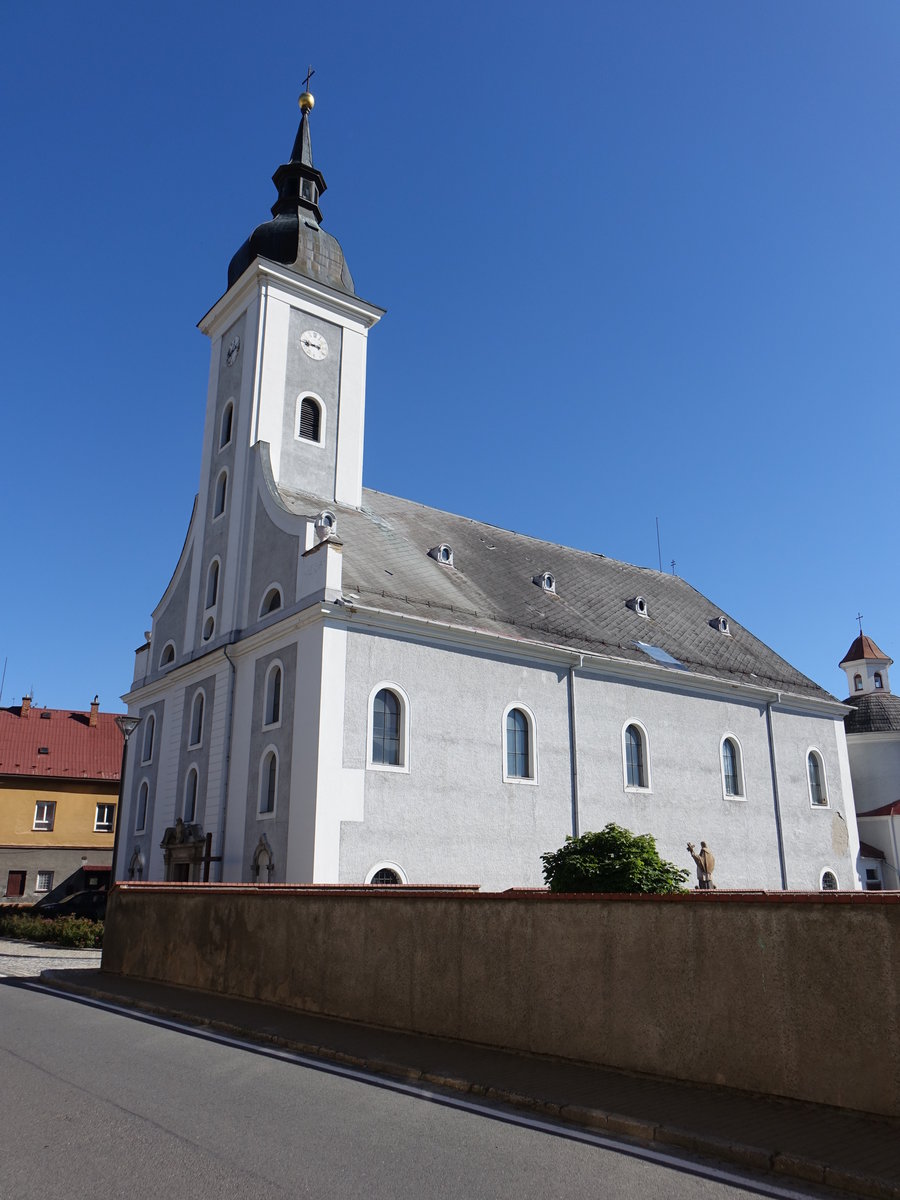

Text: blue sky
xmin=2 ymin=0 xmax=897 ymax=712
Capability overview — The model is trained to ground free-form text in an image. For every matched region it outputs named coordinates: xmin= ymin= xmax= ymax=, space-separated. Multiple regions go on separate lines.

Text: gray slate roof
xmin=281 ymin=485 xmax=834 ymax=702
xmin=843 ymin=692 xmax=900 ymax=734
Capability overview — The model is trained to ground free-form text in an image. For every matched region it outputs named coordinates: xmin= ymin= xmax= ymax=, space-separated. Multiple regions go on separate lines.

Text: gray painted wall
xmin=175 ymin=675 xmax=217 ymax=827
xmin=242 ymin=643 xmax=297 ymax=881
xmin=280 ymin=309 xmax=342 ymax=499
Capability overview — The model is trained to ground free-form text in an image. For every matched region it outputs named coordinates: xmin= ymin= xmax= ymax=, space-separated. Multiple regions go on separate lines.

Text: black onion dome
xmin=227 ymin=104 xmax=354 ymax=294
xmin=843 ymin=691 xmax=900 ymax=734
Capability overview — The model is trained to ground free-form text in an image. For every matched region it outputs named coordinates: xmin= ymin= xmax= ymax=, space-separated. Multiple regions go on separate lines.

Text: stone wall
xmin=102 ymin=886 xmax=900 ymax=1118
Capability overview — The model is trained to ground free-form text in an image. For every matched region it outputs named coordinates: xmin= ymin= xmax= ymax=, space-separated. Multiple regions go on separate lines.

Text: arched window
xmin=260 ymin=586 xmax=282 ymax=617
xmin=141 ymin=713 xmax=155 ymax=763
xmin=874 ymin=672 xmax=884 ymax=690
xmin=184 ymin=767 xmax=199 ymax=823
xmin=624 ymin=722 xmax=649 ymax=789
xmin=259 ymin=750 xmax=277 ymax=815
xmin=206 ymin=560 xmax=219 ymax=609
xmin=213 ymin=471 xmax=227 ymax=518
xmin=372 ymin=688 xmax=401 ymax=766
xmin=821 ymin=869 xmax=839 ymax=891
xmin=189 ymin=692 xmax=204 ymax=747
xmin=264 ymin=664 xmax=282 ymax=728
xmin=854 ymin=673 xmax=863 ymax=692
xmin=366 ymin=862 xmax=408 ymax=885
xmin=506 ymin=708 xmax=531 ymax=779
xmin=807 ymin=751 xmax=828 ymax=807
xmin=219 ymin=401 xmax=233 ymax=449
xmin=135 ymin=781 xmax=149 ymax=833
xmin=299 ymin=396 xmax=322 ymax=443
xmin=160 ymin=643 xmax=176 ymax=668
xmin=721 ymin=736 xmax=743 ymax=798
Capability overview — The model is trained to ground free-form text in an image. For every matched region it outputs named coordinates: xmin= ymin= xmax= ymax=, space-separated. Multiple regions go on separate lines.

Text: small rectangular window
xmin=35 ymin=871 xmax=54 ymax=893
xmin=94 ymin=803 xmax=115 ymax=833
xmin=33 ymin=802 xmax=56 ymax=831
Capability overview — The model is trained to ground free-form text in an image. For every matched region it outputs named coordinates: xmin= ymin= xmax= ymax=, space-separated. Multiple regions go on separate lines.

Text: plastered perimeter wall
xmin=103 ymin=887 xmax=900 ymax=1118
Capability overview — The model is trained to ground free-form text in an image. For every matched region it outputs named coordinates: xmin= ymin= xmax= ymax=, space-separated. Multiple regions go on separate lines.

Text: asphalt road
xmin=0 ymin=980 xmax=824 ymax=1200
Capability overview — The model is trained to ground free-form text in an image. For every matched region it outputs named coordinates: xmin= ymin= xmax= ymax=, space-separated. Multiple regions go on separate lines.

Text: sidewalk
xmin=41 ymin=967 xmax=900 ymax=1200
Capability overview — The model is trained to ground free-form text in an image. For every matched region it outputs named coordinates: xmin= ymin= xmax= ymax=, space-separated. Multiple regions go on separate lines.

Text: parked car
xmin=36 ymin=890 xmax=107 ymax=921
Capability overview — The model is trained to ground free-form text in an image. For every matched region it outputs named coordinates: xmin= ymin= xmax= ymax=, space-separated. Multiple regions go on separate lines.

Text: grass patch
xmin=0 ymin=911 xmax=103 ymax=949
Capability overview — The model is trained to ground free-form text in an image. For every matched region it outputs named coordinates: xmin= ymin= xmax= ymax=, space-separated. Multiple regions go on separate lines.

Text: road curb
xmin=39 ymin=972 xmax=899 ymax=1200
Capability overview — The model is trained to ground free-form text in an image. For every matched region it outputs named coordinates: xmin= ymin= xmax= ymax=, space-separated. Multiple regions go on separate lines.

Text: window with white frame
xmin=298 ymin=395 xmax=322 ymax=443
xmin=94 ymin=803 xmax=115 ymax=833
xmin=368 ymin=685 xmax=409 ymax=770
xmin=206 ymin=560 xmax=220 ymax=609
xmin=820 ymin=869 xmax=838 ymax=891
xmin=219 ymin=401 xmax=233 ymax=449
xmin=503 ymin=705 xmax=536 ymax=782
xmin=259 ymin=749 xmax=277 ymax=815
xmin=141 ymin=712 xmax=155 ymax=763
xmin=807 ymin=750 xmax=828 ymax=807
xmin=35 ymin=870 xmax=54 ymax=893
xmin=371 ymin=868 xmax=401 ymax=885
xmin=183 ymin=769 xmax=199 ymax=823
xmin=623 ymin=722 xmax=650 ymax=790
xmin=264 ymin=664 xmax=282 ymax=728
xmin=854 ymin=673 xmax=863 ymax=692
xmin=135 ymin=781 xmax=149 ymax=833
xmin=721 ymin=736 xmax=744 ymax=798
xmin=189 ymin=691 xmax=204 ymax=748
xmin=160 ymin=642 xmax=176 ymax=668
xmin=213 ymin=470 xmax=228 ymax=519
xmin=874 ymin=672 xmax=884 ymax=690
xmin=260 ymin=586 xmax=282 ymax=617
xmin=33 ymin=801 xmax=56 ymax=831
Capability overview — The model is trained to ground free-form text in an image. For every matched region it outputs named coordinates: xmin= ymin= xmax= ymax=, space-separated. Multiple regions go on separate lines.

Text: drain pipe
xmin=218 ymin=641 xmax=237 ymax=882
xmin=765 ymin=693 xmax=788 ymax=890
xmin=567 ymin=655 xmax=583 ymax=838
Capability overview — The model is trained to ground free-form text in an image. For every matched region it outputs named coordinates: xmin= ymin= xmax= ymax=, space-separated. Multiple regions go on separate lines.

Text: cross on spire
xmin=856 ymin=612 xmax=864 ymax=634
xmin=302 ymin=65 xmax=315 ymax=92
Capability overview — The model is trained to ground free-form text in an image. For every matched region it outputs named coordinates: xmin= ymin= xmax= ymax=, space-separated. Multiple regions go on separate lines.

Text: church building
xmin=116 ymin=91 xmax=862 ymax=892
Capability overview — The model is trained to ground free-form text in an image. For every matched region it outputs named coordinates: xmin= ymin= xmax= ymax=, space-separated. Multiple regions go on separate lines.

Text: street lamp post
xmin=111 ymin=714 xmax=141 ymax=889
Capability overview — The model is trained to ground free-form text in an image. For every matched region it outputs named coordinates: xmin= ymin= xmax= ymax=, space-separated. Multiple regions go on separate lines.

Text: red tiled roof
xmin=0 ymin=705 xmax=123 ymax=781
xmin=840 ymin=633 xmax=892 ymax=666
xmin=857 ymin=799 xmax=900 ymax=819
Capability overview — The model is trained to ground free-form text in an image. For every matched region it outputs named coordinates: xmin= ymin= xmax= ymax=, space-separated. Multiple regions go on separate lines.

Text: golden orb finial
xmin=299 ymin=91 xmax=315 ymax=113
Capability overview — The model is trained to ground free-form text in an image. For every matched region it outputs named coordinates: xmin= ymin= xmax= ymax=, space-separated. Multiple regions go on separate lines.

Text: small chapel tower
xmin=840 ymin=630 xmax=893 ymax=697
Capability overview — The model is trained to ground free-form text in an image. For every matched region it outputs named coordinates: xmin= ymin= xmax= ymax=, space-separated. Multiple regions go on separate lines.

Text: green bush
xmin=541 ymin=823 xmax=689 ymax=894
xmin=0 ymin=911 xmax=103 ymax=949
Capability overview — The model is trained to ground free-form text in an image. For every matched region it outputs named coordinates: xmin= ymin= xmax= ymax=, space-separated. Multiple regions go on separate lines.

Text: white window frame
xmin=622 ymin=719 xmax=652 ymax=793
xmin=501 ymin=702 xmax=538 ymax=785
xmin=159 ymin=642 xmax=176 ymax=669
xmin=94 ymin=803 xmax=115 ymax=833
xmin=141 ymin=712 xmax=156 ymax=763
xmin=35 ymin=870 xmax=54 ymax=893
xmin=257 ymin=746 xmax=279 ymax=818
xmin=262 ymin=660 xmax=284 ymax=731
xmin=135 ymin=779 xmax=150 ymax=833
xmin=720 ymin=733 xmax=746 ymax=800
xmin=806 ymin=748 xmax=829 ymax=808
xmin=259 ymin=583 xmax=284 ymax=619
xmin=213 ymin=469 xmax=228 ymax=520
xmin=219 ymin=400 xmax=234 ymax=450
xmin=205 ymin=558 xmax=221 ymax=611
xmin=296 ymin=392 xmax=326 ymax=446
xmin=183 ymin=767 xmax=199 ymax=824
xmin=188 ymin=689 xmax=205 ymax=749
xmin=820 ymin=868 xmax=839 ymax=891
xmin=365 ymin=861 xmax=408 ymax=885
xmin=366 ymin=682 xmax=411 ymax=773
xmin=33 ymin=801 xmax=56 ymax=831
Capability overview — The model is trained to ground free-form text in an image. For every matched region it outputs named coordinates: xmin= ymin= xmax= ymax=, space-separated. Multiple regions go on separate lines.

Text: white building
xmin=839 ymin=632 xmax=900 ymax=890
xmin=116 ymin=93 xmax=862 ymax=892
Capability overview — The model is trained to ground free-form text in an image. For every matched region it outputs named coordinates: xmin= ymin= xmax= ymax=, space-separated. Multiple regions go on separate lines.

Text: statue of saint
xmin=687 ymin=841 xmax=716 ymax=890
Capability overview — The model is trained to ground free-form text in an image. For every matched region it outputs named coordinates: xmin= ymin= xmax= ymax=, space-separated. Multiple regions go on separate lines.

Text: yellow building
xmin=0 ymin=696 xmax=123 ymax=905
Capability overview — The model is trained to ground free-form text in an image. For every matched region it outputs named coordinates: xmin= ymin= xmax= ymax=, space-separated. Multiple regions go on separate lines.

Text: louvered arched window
xmin=299 ymin=397 xmax=321 ymax=443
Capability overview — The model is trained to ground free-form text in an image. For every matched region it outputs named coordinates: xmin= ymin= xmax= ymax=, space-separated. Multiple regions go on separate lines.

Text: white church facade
xmin=116 ymin=92 xmax=862 ymax=892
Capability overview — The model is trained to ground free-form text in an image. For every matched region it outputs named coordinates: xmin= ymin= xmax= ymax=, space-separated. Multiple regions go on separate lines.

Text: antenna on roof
xmin=671 ymin=559 xmax=677 ymax=576
xmin=0 ymin=657 xmax=6 ymax=706
xmin=656 ymin=517 xmax=662 ymax=573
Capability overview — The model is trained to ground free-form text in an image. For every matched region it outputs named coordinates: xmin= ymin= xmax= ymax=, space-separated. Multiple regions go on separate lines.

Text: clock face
xmin=300 ymin=329 xmax=328 ymax=361
xmin=226 ymin=335 xmax=241 ymax=367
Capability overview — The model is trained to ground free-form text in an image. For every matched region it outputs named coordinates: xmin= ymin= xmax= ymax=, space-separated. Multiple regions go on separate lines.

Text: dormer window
xmin=428 ymin=544 xmax=454 ymax=567
xmin=874 ymin=672 xmax=884 ymax=689
xmin=314 ymin=509 xmax=336 ymax=541
xmin=627 ymin=596 xmax=648 ymax=617
xmin=712 ymin=615 xmax=730 ymax=635
xmin=534 ymin=572 xmax=556 ymax=594
xmin=854 ymin=673 xmax=863 ymax=692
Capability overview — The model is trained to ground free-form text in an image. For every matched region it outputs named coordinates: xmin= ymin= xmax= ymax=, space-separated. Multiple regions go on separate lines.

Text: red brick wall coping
xmin=114 ymin=882 xmax=899 ymax=904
